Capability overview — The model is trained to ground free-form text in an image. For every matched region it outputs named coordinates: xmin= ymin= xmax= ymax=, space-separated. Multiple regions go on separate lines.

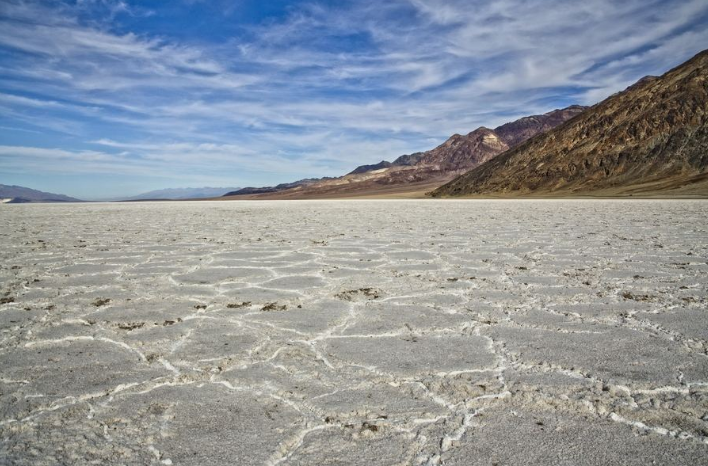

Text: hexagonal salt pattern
xmin=1 ymin=200 xmax=707 ymax=465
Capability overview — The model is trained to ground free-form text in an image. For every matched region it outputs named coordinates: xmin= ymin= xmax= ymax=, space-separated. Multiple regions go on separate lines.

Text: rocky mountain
xmin=125 ymin=187 xmax=240 ymax=200
xmin=432 ymin=50 xmax=708 ymax=197
xmin=349 ymin=106 xmax=586 ymax=176
xmin=391 ymin=152 xmax=426 ymax=166
xmin=493 ymin=106 xmax=589 ymax=147
xmin=223 ymin=105 xmax=586 ymax=199
xmin=0 ymin=184 xmax=83 ymax=203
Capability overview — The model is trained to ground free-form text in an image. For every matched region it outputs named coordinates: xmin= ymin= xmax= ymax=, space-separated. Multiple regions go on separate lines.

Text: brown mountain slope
xmin=222 ymin=106 xmax=585 ymax=200
xmin=432 ymin=50 xmax=708 ymax=198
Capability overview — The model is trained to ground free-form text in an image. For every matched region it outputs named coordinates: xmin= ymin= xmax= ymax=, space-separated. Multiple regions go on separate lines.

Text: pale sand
xmin=1 ymin=200 xmax=707 ymax=465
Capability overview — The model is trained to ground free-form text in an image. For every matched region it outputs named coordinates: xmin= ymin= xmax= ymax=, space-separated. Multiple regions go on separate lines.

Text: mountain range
xmin=0 ymin=184 xmax=83 ymax=203
xmin=432 ymin=50 xmax=708 ymax=197
xmin=222 ymin=105 xmax=586 ymax=199
xmin=223 ymin=49 xmax=708 ymax=199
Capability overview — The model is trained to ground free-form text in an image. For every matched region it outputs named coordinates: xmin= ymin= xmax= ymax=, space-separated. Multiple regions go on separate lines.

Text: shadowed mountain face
xmin=432 ymin=50 xmax=708 ymax=197
xmin=223 ymin=106 xmax=585 ymax=199
xmin=0 ymin=184 xmax=82 ymax=203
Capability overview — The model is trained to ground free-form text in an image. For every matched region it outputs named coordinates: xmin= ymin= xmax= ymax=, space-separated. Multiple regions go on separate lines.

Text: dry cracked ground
xmin=1 ymin=200 xmax=707 ymax=465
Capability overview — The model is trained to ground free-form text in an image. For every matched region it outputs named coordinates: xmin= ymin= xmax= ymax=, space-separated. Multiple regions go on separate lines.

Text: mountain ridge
xmin=222 ymin=105 xmax=586 ymax=199
xmin=431 ymin=49 xmax=708 ymax=197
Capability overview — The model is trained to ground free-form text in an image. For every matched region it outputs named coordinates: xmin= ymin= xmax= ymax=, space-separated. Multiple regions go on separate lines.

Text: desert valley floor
xmin=1 ymin=200 xmax=707 ymax=465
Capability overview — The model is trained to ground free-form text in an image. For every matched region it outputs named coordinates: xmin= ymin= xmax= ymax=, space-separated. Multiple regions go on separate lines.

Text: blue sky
xmin=0 ymin=0 xmax=707 ymax=199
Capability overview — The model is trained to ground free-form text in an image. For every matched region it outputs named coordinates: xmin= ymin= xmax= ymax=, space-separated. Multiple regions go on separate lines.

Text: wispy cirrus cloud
xmin=0 ymin=0 xmax=707 ymax=198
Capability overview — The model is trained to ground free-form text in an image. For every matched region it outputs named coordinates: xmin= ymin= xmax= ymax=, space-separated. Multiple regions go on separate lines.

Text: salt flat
xmin=1 ymin=200 xmax=707 ymax=465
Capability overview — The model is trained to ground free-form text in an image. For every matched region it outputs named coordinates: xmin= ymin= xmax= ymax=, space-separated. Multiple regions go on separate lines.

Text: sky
xmin=0 ymin=0 xmax=707 ymax=199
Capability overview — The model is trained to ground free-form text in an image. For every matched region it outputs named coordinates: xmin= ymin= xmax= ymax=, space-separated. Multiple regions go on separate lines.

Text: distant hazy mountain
xmin=0 ymin=184 xmax=83 ymax=203
xmin=432 ymin=49 xmax=708 ymax=197
xmin=126 ymin=187 xmax=240 ymax=200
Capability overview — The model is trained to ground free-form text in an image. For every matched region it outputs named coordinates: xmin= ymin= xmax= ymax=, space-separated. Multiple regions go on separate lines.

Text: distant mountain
xmin=223 ymin=178 xmax=333 ymax=196
xmin=0 ymin=184 xmax=83 ymax=203
xmin=126 ymin=187 xmax=240 ymax=200
xmin=432 ymin=49 xmax=708 ymax=197
xmin=223 ymin=105 xmax=586 ymax=199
